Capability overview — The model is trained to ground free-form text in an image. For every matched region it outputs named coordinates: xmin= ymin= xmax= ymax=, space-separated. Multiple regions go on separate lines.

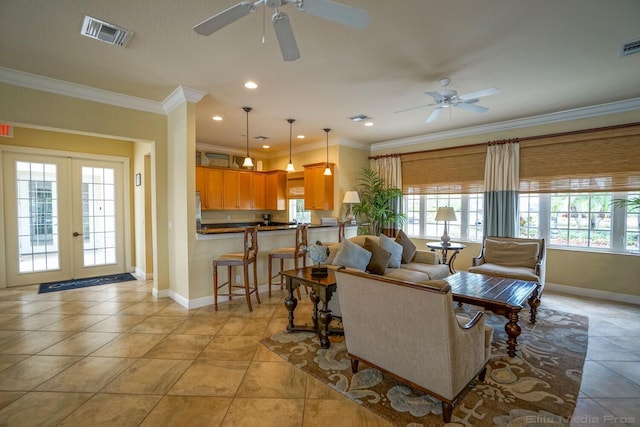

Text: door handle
xmin=73 ymin=232 xmax=83 ymax=237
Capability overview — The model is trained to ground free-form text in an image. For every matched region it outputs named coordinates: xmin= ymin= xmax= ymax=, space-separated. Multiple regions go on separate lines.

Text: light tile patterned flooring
xmin=0 ymin=279 xmax=638 ymax=426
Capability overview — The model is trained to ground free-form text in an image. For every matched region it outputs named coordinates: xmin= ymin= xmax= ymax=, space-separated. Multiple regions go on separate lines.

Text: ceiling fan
xmin=395 ymin=78 xmax=500 ymax=123
xmin=193 ymin=0 xmax=369 ymax=61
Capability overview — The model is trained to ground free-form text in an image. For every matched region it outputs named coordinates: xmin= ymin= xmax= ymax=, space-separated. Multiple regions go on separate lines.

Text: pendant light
xmin=242 ymin=106 xmax=254 ymax=168
xmin=323 ymin=128 xmax=332 ymax=176
xmin=285 ymin=118 xmax=295 ymax=172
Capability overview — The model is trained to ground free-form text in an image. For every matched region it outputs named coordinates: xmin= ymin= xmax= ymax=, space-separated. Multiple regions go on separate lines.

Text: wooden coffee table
xmin=445 ymin=271 xmax=541 ymax=357
xmin=280 ymin=267 xmax=341 ymax=349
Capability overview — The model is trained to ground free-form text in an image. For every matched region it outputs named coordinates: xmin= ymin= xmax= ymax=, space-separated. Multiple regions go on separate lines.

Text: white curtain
xmin=372 ymin=156 xmax=403 ymax=235
xmin=483 ymin=141 xmax=519 ymax=237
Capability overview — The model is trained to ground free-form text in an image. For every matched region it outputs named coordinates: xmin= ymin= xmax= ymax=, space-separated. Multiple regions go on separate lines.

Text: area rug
xmin=261 ymin=307 xmax=588 ymax=426
xmin=38 ymin=273 xmax=137 ymax=293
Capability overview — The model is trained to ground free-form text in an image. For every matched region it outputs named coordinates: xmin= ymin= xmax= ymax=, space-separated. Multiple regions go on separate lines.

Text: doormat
xmin=38 ymin=273 xmax=137 ymax=293
xmin=261 ymin=307 xmax=588 ymax=426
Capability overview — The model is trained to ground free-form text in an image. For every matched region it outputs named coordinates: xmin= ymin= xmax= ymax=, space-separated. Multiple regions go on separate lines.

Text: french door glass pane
xmin=82 ymin=167 xmax=117 ymax=266
xmin=16 ymin=161 xmax=60 ymax=272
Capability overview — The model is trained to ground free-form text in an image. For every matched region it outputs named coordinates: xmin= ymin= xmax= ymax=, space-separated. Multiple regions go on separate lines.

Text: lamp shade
xmin=435 ymin=206 xmax=457 ymax=222
xmin=343 ymin=191 xmax=360 ymax=204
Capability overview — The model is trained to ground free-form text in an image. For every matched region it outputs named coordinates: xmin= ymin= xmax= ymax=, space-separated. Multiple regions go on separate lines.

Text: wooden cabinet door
xmin=237 ymin=171 xmax=252 ymax=210
xmin=195 ymin=166 xmax=208 ymax=209
xmin=206 ymin=168 xmax=224 ymax=210
xmin=251 ymin=173 xmax=266 ymax=210
xmin=304 ymin=164 xmax=334 ymax=210
xmin=223 ymin=170 xmax=239 ymax=209
xmin=266 ymin=171 xmax=287 ymax=210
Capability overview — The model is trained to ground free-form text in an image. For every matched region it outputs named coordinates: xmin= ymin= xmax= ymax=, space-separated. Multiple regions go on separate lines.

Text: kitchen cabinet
xmin=198 ymin=166 xmax=286 ymax=211
xmin=266 ymin=170 xmax=287 ymax=210
xmin=304 ymin=162 xmax=334 ymax=210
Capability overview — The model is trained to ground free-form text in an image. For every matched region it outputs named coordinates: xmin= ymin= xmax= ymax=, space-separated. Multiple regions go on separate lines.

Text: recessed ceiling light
xmin=244 ymin=81 xmax=258 ymax=89
xmin=262 ymin=145 xmax=270 ymax=149
xmin=297 ymin=135 xmax=305 ymax=139
xmin=364 ymin=121 xmax=374 ymax=127
xmin=212 ymin=115 xmax=223 ymax=121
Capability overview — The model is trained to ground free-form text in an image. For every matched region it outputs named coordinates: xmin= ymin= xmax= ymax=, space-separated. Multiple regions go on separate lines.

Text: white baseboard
xmin=133 ymin=267 xmax=153 ymax=280
xmin=162 ymin=283 xmax=273 ymax=310
xmin=545 ymin=282 xmax=640 ymax=306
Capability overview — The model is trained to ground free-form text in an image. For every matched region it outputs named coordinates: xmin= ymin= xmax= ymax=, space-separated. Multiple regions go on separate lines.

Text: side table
xmin=426 ymin=241 xmax=466 ymax=274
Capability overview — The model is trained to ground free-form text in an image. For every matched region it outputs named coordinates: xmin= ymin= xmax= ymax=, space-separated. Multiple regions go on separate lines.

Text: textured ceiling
xmin=1 ymin=0 xmax=639 ymax=154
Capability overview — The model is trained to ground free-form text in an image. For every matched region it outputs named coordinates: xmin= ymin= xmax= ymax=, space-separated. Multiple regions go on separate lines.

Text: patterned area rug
xmin=38 ymin=273 xmax=137 ymax=293
xmin=261 ymin=307 xmax=588 ymax=426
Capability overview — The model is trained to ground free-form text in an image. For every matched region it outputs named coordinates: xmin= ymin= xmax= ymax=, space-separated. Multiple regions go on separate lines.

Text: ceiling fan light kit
xmin=194 ymin=0 xmax=369 ymax=61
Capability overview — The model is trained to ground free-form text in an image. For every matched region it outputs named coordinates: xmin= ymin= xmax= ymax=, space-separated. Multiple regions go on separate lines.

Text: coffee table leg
xmin=505 ymin=311 xmax=521 ymax=357
xmin=310 ymin=290 xmax=320 ymax=329
xmin=528 ymin=289 xmax=541 ymax=324
xmin=284 ymin=279 xmax=298 ymax=333
xmin=318 ymin=303 xmax=333 ymax=349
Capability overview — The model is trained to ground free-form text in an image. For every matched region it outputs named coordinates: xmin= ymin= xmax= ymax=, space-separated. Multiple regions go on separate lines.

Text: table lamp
xmin=435 ymin=206 xmax=457 ymax=246
xmin=343 ymin=191 xmax=360 ymax=224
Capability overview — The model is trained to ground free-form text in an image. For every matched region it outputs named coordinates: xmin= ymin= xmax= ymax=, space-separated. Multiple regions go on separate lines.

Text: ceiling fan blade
xmin=297 ymin=0 xmax=369 ymax=29
xmin=394 ymin=103 xmax=435 ymax=114
xmin=273 ymin=12 xmax=300 ymax=61
xmin=426 ymin=107 xmax=444 ymax=123
xmin=458 ymin=87 xmax=500 ymax=100
xmin=424 ymin=91 xmax=442 ymax=100
xmin=194 ymin=1 xmax=255 ymax=35
xmin=455 ymin=102 xmax=489 ymax=114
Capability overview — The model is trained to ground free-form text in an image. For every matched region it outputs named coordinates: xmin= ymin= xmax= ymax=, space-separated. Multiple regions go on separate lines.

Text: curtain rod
xmin=369 ymin=121 xmax=640 ymax=159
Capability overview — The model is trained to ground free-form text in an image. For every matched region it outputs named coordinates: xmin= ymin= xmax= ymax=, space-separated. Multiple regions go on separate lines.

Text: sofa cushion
xmin=395 ymin=230 xmax=417 ymax=264
xmin=468 ymin=263 xmax=540 ymax=283
xmin=483 ymin=239 xmax=539 ymax=269
xmin=364 ymin=238 xmax=391 ymax=275
xmin=349 ymin=235 xmax=379 ymax=248
xmin=402 ymin=262 xmax=450 ymax=280
xmin=379 ymin=233 xmax=403 ymax=268
xmin=325 ymin=242 xmax=342 ymax=265
xmin=331 ymin=239 xmax=372 ymax=271
xmin=383 ymin=267 xmax=429 ymax=282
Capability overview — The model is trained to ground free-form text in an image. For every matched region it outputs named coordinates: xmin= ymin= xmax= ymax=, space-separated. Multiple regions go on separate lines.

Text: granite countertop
xmin=197 ymin=222 xmax=338 ymax=235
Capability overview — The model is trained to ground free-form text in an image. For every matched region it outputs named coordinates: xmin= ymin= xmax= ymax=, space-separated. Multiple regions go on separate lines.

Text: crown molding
xmin=371 ymin=97 xmax=640 ymax=152
xmin=162 ymin=86 xmax=207 ymax=114
xmin=0 ymin=66 xmax=165 ymax=114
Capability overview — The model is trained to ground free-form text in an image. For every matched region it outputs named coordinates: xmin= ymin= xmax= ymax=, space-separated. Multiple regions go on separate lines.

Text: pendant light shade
xmin=242 ymin=106 xmax=254 ymax=168
xmin=286 ymin=118 xmax=295 ymax=172
xmin=323 ymin=128 xmax=332 ymax=176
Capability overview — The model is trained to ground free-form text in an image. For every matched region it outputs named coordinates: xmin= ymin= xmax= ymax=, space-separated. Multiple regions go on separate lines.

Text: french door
xmin=3 ymin=152 xmax=126 ymax=286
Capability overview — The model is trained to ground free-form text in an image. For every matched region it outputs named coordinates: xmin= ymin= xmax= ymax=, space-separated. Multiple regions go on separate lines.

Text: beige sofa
xmin=335 ymin=269 xmax=493 ymax=423
xmin=325 ymin=234 xmax=450 ymax=282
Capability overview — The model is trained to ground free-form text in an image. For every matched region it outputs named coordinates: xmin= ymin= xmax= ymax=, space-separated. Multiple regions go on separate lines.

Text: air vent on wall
xmin=81 ymin=16 xmax=133 ymax=47
xmin=621 ymin=38 xmax=640 ymax=57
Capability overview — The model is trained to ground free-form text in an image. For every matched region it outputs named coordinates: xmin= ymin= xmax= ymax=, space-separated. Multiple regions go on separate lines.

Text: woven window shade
xmin=287 ymin=172 xmax=305 ymax=198
xmin=402 ymin=145 xmax=485 ymax=194
xmin=520 ymin=125 xmax=640 ymax=193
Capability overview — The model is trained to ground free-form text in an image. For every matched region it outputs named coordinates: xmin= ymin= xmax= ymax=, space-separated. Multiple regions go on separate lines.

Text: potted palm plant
xmin=351 ymin=167 xmax=406 ymax=236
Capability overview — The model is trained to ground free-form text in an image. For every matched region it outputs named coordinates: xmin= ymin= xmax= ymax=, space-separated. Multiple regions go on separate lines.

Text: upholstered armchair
xmin=334 ymin=269 xmax=493 ymax=423
xmin=469 ymin=236 xmax=546 ymax=293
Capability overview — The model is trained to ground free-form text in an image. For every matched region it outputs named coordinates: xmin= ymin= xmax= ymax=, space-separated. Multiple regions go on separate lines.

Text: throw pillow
xmin=364 ymin=237 xmax=391 ymax=275
xmin=379 ymin=233 xmax=403 ymax=268
xmin=331 ymin=239 xmax=372 ymax=271
xmin=395 ymin=230 xmax=417 ymax=264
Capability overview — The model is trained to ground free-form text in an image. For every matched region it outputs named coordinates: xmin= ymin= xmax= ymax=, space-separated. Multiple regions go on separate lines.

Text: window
xmin=288 ymin=199 xmax=310 ymax=224
xmin=519 ymin=191 xmax=638 ymax=253
xmin=403 ymin=193 xmax=483 ymax=242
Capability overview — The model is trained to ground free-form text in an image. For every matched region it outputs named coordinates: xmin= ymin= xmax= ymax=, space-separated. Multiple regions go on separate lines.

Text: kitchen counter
xmin=197 ymin=223 xmax=343 ymax=235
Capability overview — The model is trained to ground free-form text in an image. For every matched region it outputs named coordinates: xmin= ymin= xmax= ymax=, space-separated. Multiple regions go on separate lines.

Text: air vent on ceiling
xmin=621 ymin=38 xmax=640 ymax=57
xmin=348 ymin=114 xmax=371 ymax=122
xmin=254 ymin=136 xmax=269 ymax=141
xmin=81 ymin=15 xmax=133 ymax=47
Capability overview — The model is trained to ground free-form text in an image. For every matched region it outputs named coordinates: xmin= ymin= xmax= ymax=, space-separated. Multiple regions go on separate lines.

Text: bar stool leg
xmin=227 ymin=266 xmax=232 ymax=302
xmin=253 ymin=259 xmax=260 ymax=305
xmin=243 ymin=263 xmax=252 ymax=312
xmin=268 ymin=254 xmax=273 ymax=298
xmin=213 ymin=262 xmax=219 ymax=311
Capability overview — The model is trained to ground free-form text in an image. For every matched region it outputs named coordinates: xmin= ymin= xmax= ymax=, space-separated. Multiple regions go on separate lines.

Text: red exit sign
xmin=0 ymin=123 xmax=13 ymax=138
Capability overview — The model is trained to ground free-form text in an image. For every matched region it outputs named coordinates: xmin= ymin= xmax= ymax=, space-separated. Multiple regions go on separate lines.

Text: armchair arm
xmin=460 ymin=311 xmax=484 ymax=329
xmin=471 ymin=255 xmax=484 ymax=267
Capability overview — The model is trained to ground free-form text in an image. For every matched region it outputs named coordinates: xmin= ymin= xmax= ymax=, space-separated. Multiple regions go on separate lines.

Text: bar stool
xmin=324 ymin=221 xmax=346 ymax=246
xmin=268 ymin=224 xmax=308 ymax=297
xmin=212 ymin=225 xmax=260 ymax=311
